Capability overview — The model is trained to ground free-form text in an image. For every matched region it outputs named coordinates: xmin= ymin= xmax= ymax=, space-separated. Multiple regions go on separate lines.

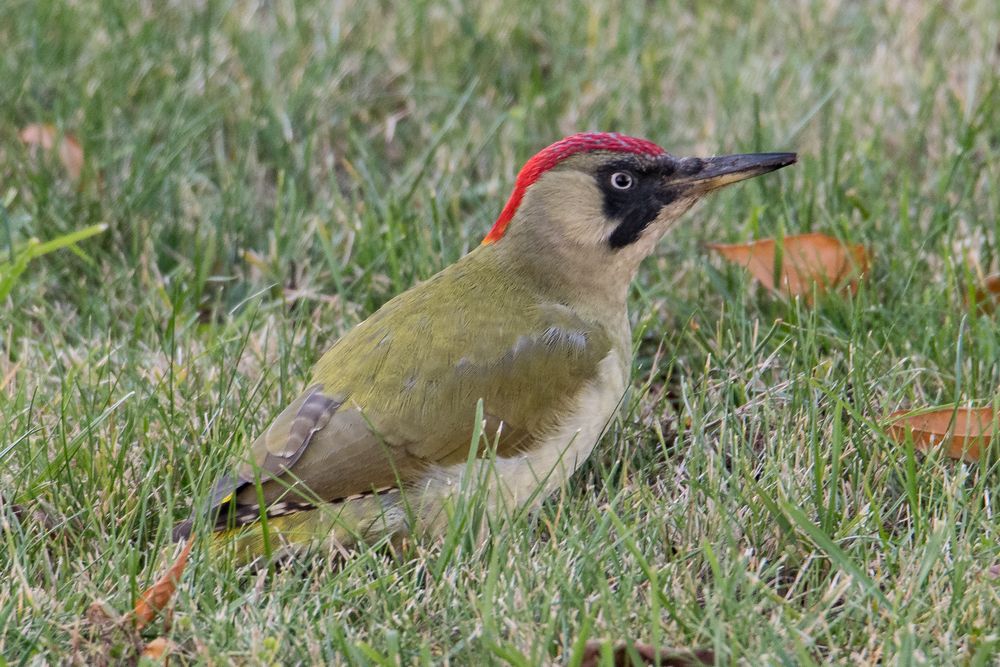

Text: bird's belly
xmin=416 ymin=351 xmax=627 ymax=523
xmin=506 ymin=351 xmax=626 ymax=499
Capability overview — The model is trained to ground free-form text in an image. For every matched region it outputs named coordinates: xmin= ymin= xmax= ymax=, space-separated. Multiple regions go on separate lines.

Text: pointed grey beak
xmin=672 ymin=152 xmax=797 ymax=194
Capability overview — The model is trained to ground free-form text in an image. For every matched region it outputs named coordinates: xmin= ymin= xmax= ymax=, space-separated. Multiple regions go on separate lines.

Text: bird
xmin=174 ymin=132 xmax=796 ymax=562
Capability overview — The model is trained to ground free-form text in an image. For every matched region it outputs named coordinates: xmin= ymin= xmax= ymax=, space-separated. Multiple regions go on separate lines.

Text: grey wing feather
xmin=255 ymin=385 xmax=341 ymax=476
xmin=173 ymin=385 xmax=341 ymax=540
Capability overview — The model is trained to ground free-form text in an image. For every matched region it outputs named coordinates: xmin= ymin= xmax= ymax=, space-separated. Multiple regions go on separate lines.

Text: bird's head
xmin=481 ymin=132 xmax=796 ymax=306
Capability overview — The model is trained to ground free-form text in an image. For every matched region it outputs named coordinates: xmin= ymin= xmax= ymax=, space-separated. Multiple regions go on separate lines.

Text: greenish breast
xmin=309 ymin=246 xmax=618 ymax=465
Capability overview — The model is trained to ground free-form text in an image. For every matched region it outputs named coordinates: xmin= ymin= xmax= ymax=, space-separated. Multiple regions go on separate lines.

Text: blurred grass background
xmin=1 ymin=0 xmax=999 ymax=664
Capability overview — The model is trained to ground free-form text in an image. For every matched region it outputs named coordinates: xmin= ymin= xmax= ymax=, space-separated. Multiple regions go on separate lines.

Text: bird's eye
xmin=610 ymin=172 xmax=634 ymax=190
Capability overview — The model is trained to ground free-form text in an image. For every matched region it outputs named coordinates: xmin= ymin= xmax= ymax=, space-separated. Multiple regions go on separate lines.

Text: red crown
xmin=482 ymin=133 xmax=666 ymax=245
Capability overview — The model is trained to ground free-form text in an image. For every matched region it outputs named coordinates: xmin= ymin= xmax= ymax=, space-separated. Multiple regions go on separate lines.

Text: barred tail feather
xmin=210 ymin=491 xmax=407 ymax=565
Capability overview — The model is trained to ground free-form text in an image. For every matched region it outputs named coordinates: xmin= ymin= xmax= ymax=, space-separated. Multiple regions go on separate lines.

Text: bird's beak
xmin=671 ymin=152 xmax=797 ymax=195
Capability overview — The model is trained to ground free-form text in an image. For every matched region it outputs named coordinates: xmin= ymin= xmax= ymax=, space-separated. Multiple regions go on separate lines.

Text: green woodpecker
xmin=175 ymin=133 xmax=795 ymax=560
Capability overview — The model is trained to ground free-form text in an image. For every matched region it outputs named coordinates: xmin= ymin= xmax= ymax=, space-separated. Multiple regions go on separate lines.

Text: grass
xmin=2 ymin=0 xmax=999 ymax=664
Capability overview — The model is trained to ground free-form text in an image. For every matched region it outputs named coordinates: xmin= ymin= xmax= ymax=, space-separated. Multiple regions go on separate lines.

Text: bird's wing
xmin=177 ymin=253 xmax=615 ymax=537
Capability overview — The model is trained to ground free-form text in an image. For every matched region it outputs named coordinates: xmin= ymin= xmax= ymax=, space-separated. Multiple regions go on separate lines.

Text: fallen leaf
xmin=141 ymin=637 xmax=173 ymax=661
xmin=887 ymin=407 xmax=996 ymax=462
xmin=708 ymin=232 xmax=869 ymax=297
xmin=6 ymin=498 xmax=58 ymax=533
xmin=968 ymin=274 xmax=1000 ymax=314
xmin=19 ymin=123 xmax=84 ymax=181
xmin=85 ymin=599 xmax=122 ymax=626
xmin=72 ymin=600 xmax=144 ymax=667
xmin=132 ymin=539 xmax=192 ymax=629
xmin=580 ymin=640 xmax=715 ymax=666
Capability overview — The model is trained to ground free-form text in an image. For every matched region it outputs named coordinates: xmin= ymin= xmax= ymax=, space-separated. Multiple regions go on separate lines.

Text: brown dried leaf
xmin=19 ymin=123 xmax=85 ymax=181
xmin=141 ymin=637 xmax=173 ymax=661
xmin=887 ymin=407 xmax=996 ymax=462
xmin=132 ymin=539 xmax=192 ymax=629
xmin=71 ymin=600 xmax=144 ymax=667
xmin=708 ymin=232 xmax=869 ymax=297
xmin=968 ymin=274 xmax=1000 ymax=314
xmin=6 ymin=500 xmax=58 ymax=533
xmin=580 ymin=640 xmax=715 ymax=666
xmin=85 ymin=599 xmax=122 ymax=626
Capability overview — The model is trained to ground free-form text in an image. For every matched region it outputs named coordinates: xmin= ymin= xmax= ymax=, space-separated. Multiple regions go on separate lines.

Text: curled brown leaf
xmin=19 ymin=123 xmax=84 ymax=181
xmin=886 ymin=407 xmax=996 ymax=462
xmin=133 ymin=539 xmax=192 ymax=629
xmin=967 ymin=274 xmax=1000 ymax=314
xmin=580 ymin=640 xmax=715 ymax=666
xmin=708 ymin=232 xmax=869 ymax=297
xmin=142 ymin=636 xmax=173 ymax=662
xmin=71 ymin=600 xmax=144 ymax=667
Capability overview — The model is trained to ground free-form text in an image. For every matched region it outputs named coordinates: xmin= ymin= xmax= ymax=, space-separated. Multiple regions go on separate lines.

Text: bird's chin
xmin=635 ymin=197 xmax=699 ymax=252
xmin=654 ymin=196 xmax=699 ymax=235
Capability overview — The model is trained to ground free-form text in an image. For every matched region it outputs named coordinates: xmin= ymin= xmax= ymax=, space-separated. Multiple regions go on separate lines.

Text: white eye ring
xmin=610 ymin=172 xmax=634 ymax=190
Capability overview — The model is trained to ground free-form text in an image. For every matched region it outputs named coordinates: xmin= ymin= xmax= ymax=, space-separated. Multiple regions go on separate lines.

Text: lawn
xmin=2 ymin=0 xmax=999 ymax=664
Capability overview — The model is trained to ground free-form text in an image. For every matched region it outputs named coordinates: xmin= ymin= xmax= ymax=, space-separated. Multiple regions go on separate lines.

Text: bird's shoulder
xmin=283 ymin=251 xmax=618 ymax=466
xmin=311 ymin=249 xmax=617 ymax=401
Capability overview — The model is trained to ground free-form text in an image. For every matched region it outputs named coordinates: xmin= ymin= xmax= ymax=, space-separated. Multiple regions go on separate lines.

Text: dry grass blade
xmin=887 ymin=407 xmax=996 ymax=462
xmin=132 ymin=539 xmax=192 ymax=629
xmin=707 ymin=232 xmax=869 ymax=297
xmin=19 ymin=123 xmax=85 ymax=181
